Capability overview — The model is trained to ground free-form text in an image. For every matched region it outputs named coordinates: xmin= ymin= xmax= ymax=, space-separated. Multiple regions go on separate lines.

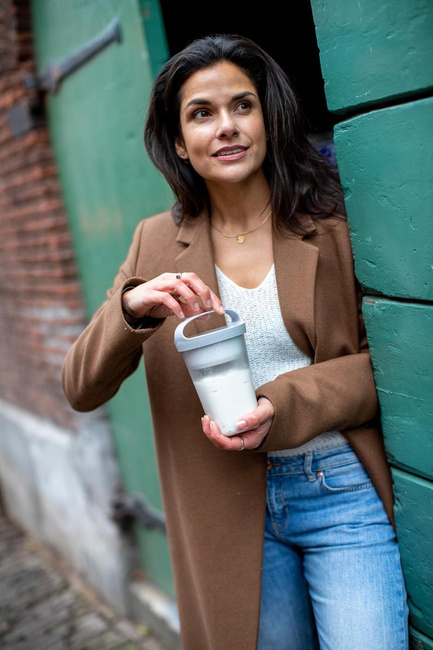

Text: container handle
xmin=174 ymin=308 xmax=240 ymax=345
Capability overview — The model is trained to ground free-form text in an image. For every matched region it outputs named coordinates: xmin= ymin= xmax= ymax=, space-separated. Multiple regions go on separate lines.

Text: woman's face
xmin=175 ymin=61 xmax=268 ymax=189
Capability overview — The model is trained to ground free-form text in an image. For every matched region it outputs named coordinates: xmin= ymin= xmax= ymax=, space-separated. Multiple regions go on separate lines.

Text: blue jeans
xmin=258 ymin=442 xmax=409 ymax=650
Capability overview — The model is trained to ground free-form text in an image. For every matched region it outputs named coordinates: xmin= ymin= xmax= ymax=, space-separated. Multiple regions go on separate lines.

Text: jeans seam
xmin=269 ymin=458 xmax=364 ymax=477
xmin=396 ymin=563 xmax=409 ymax=649
xmin=266 ymin=478 xmax=287 ymax=535
xmin=319 ymin=465 xmax=373 ymax=492
xmin=319 ymin=474 xmax=373 ymax=493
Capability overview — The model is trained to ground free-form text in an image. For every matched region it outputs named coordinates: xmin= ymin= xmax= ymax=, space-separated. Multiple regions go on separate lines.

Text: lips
xmin=213 ymin=146 xmax=248 ymax=157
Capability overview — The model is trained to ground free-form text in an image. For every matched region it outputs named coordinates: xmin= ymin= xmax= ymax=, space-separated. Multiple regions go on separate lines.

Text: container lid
xmin=174 ymin=309 xmax=246 ymax=352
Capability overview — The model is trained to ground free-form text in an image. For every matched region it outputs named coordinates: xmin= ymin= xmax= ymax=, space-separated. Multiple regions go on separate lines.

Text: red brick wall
xmin=0 ymin=0 xmax=85 ymax=430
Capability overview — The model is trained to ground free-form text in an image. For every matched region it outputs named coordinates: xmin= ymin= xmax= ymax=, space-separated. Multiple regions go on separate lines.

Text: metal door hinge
xmin=110 ymin=489 xmax=166 ymax=535
xmin=23 ymin=18 xmax=122 ymax=95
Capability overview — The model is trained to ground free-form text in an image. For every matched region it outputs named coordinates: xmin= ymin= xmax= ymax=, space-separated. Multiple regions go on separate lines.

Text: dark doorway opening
xmin=159 ymin=0 xmax=337 ymax=140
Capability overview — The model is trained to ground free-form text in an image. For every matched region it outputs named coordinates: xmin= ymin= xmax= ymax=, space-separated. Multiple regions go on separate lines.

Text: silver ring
xmin=175 ymin=272 xmax=182 ymax=279
xmin=239 ymin=437 xmax=245 ymax=451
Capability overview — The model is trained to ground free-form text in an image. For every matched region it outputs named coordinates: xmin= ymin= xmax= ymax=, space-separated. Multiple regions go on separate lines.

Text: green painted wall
xmin=334 ymin=98 xmax=433 ymax=301
xmin=31 ymin=0 xmax=174 ymax=595
xmin=310 ymin=0 xmax=433 ymax=113
xmin=362 ymin=299 xmax=433 ymax=481
xmin=412 ymin=628 xmax=433 ymax=650
xmin=311 ymin=0 xmax=433 ymax=646
xmin=392 ymin=469 xmax=433 ymax=639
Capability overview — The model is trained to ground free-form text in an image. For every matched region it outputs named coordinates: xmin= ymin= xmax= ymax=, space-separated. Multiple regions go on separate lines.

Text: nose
xmin=216 ymin=110 xmax=239 ymax=138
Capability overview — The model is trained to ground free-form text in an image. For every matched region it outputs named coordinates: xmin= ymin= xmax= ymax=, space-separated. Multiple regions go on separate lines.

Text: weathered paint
xmin=32 ymin=0 xmax=174 ymax=596
xmin=334 ymin=97 xmax=433 ymax=301
xmin=411 ymin=626 xmax=433 ymax=650
xmin=362 ymin=298 xmax=433 ymax=481
xmin=309 ymin=0 xmax=433 ymax=113
xmin=138 ymin=0 xmax=169 ymax=79
xmin=392 ymin=468 xmax=433 ymax=639
xmin=0 ymin=399 xmax=133 ymax=614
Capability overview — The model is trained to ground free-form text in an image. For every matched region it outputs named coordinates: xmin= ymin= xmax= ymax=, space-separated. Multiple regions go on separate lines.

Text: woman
xmin=62 ymin=34 xmax=409 ymax=650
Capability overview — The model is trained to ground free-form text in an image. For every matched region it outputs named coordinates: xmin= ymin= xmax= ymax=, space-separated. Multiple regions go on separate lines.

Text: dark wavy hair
xmin=144 ymin=34 xmax=345 ymax=235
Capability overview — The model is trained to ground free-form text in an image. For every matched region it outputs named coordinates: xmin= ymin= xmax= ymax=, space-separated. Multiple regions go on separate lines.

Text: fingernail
xmin=209 ymin=420 xmax=214 ymax=432
xmin=236 ymin=420 xmax=247 ymax=430
xmin=206 ymin=299 xmax=212 ymax=307
xmin=220 ymin=305 xmax=225 ymax=313
xmin=179 ymin=311 xmax=185 ymax=319
xmin=193 ymin=302 xmax=200 ymax=311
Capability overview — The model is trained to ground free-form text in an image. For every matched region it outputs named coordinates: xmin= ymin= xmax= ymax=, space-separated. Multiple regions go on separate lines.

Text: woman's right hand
xmin=122 ymin=272 xmax=225 ymax=321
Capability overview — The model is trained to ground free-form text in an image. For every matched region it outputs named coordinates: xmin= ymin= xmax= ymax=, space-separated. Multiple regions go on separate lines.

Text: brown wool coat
xmin=62 ymin=210 xmax=396 ymax=650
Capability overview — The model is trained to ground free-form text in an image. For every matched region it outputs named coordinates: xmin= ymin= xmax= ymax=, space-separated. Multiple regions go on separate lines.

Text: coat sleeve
xmin=255 ymin=221 xmax=379 ymax=452
xmin=62 ymin=219 xmax=165 ymax=413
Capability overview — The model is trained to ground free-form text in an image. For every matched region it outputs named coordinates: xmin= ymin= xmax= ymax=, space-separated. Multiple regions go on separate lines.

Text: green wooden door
xmin=31 ymin=0 xmax=174 ymax=595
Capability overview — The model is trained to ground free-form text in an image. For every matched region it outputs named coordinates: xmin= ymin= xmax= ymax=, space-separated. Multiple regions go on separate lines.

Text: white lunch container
xmin=174 ymin=309 xmax=257 ymax=436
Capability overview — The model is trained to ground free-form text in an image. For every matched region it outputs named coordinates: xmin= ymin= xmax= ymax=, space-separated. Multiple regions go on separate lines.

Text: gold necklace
xmin=211 ymin=209 xmax=272 ymax=244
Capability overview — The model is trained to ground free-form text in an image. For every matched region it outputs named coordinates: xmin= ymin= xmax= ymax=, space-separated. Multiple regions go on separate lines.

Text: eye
xmin=236 ymin=100 xmax=252 ymax=112
xmin=192 ymin=108 xmax=211 ymax=119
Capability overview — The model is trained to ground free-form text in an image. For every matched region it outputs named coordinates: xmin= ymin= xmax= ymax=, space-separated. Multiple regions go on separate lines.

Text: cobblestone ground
xmin=0 ymin=515 xmax=167 ymax=650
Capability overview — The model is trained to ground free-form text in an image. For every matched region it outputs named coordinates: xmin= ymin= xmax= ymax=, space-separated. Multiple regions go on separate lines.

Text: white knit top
xmin=215 ymin=264 xmax=347 ymax=456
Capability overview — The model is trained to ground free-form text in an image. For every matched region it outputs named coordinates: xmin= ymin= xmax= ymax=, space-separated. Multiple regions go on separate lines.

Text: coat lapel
xmin=273 ymin=225 xmax=319 ymax=359
xmin=175 ymin=214 xmax=219 ymax=299
xmin=174 ymin=213 xmax=319 ymax=356
xmin=174 ymin=214 xmax=223 ymax=336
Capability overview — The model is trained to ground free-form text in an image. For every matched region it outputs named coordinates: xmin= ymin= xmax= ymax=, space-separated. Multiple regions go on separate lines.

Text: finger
xmin=208 ymin=289 xmax=225 ymax=315
xmin=180 ymin=272 xmax=213 ymax=309
xmin=201 ymin=415 xmax=211 ymax=435
xmin=155 ymin=275 xmax=203 ymax=313
xmin=151 ymin=290 xmax=187 ymax=319
xmin=154 ymin=273 xmax=224 ymax=315
xmin=235 ymin=399 xmax=274 ymax=433
xmin=235 ymin=428 xmax=269 ymax=450
xmin=202 ymin=416 xmax=269 ymax=451
xmin=181 ymin=301 xmax=211 ymax=318
xmin=201 ymin=416 xmax=244 ymax=450
xmin=178 ymin=272 xmax=225 ymax=314
xmin=124 ymin=276 xmax=214 ymax=320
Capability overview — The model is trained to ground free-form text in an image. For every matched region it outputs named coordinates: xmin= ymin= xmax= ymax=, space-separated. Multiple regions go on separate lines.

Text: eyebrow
xmin=185 ymin=91 xmax=256 ymax=109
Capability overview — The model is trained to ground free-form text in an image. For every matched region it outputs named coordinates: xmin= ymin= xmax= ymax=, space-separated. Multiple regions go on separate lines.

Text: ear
xmin=175 ymin=137 xmax=188 ymax=160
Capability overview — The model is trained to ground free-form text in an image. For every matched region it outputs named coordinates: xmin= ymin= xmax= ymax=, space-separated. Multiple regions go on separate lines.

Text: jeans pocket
xmin=318 ymin=460 xmax=374 ymax=493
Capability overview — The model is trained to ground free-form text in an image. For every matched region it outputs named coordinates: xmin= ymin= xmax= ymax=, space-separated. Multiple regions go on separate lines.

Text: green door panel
xmin=32 ymin=0 xmax=174 ymax=595
xmin=334 ymin=98 xmax=433 ymax=301
xmin=392 ymin=468 xmax=433 ymax=639
xmin=138 ymin=0 xmax=169 ymax=79
xmin=109 ymin=372 xmax=174 ymax=596
xmin=32 ymin=0 xmax=172 ymax=313
xmin=411 ymin=627 xmax=433 ymax=650
xmin=362 ymin=298 xmax=433 ymax=481
xmin=310 ymin=0 xmax=433 ymax=113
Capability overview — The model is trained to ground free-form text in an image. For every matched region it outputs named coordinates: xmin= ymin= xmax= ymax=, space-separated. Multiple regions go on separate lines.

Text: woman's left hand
xmin=201 ymin=397 xmax=274 ymax=451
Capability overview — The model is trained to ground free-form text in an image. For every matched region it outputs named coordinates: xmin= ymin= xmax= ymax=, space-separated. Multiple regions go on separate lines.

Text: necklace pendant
xmin=236 ymin=235 xmax=245 ymax=244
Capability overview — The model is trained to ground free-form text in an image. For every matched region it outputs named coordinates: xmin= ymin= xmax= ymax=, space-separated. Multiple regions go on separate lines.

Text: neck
xmin=207 ymin=175 xmax=271 ymax=232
